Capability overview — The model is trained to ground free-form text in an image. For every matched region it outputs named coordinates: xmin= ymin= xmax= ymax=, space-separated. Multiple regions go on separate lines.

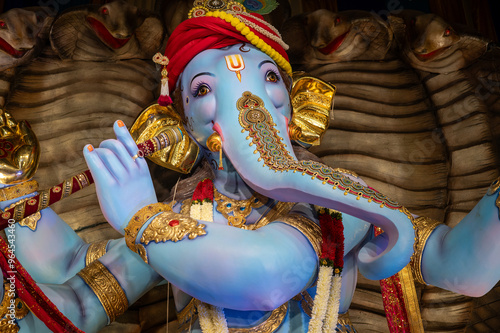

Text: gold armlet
xmin=85 ymin=240 xmax=110 ymax=266
xmin=124 ymin=203 xmax=172 ymax=255
xmin=410 ymin=216 xmax=442 ymax=285
xmin=0 ymin=180 xmax=38 ymax=201
xmin=138 ymin=211 xmax=207 ymax=263
xmin=277 ymin=213 xmax=322 ymax=257
xmin=77 ymin=260 xmax=129 ymax=323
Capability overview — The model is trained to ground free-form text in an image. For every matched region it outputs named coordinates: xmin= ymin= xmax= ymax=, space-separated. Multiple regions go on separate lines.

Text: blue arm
xmin=11 ymin=239 xmax=161 ymax=333
xmin=0 ymin=188 xmax=89 ymax=284
xmin=12 ymin=207 xmax=88 ymax=284
xmin=142 ymin=219 xmax=317 ymax=311
xmin=421 ymin=186 xmax=500 ymax=296
xmin=0 ymin=187 xmax=123 ymax=284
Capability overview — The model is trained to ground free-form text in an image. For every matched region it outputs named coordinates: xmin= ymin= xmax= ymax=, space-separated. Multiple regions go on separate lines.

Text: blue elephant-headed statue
xmin=1 ymin=1 xmax=500 ymax=332
xmin=82 ymin=2 xmax=500 ymax=331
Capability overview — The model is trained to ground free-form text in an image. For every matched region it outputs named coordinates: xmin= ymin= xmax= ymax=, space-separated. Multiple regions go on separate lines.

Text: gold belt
xmin=177 ymin=298 xmax=288 ymax=333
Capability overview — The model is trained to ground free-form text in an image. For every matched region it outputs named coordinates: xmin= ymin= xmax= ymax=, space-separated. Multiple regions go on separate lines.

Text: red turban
xmin=157 ymin=11 xmax=291 ymax=105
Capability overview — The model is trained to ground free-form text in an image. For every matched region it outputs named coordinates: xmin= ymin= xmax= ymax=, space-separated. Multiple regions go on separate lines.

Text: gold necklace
xmin=213 ymin=188 xmax=269 ymax=228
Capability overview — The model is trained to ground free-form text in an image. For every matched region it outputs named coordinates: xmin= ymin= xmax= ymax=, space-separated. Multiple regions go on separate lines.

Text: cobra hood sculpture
xmin=0 ymin=8 xmax=50 ymax=71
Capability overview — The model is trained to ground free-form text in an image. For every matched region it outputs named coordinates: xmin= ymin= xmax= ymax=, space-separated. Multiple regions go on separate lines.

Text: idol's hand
xmin=83 ymin=120 xmax=157 ymax=234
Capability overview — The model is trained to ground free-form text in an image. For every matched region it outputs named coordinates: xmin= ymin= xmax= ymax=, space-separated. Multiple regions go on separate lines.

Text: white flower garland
xmin=324 ymin=274 xmax=342 ymax=332
xmin=191 ymin=200 xmax=213 ymax=222
xmin=197 ymin=302 xmax=229 ymax=333
xmin=190 ymin=184 xmax=228 ymax=333
xmin=308 ymin=266 xmax=334 ymax=333
xmin=191 ymin=182 xmax=345 ymax=333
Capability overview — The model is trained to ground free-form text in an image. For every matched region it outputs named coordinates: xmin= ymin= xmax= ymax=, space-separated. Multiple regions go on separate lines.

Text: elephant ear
xmin=288 ymin=72 xmax=336 ymax=147
xmin=129 ymin=104 xmax=200 ymax=174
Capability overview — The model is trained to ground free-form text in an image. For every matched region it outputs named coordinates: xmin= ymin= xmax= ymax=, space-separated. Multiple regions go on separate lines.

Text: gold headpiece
xmin=189 ymin=0 xmax=246 ymax=16
xmin=186 ymin=0 xmax=291 ymax=75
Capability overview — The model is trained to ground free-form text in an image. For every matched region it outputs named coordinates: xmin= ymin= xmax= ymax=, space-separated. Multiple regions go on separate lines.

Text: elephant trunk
xmin=216 ymin=91 xmax=415 ymax=280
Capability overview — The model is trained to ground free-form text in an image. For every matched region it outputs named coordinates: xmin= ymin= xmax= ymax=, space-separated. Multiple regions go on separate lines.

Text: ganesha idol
xmin=1 ymin=1 xmax=500 ymax=333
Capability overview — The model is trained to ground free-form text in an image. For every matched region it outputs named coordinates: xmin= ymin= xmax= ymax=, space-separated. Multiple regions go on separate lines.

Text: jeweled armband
xmin=124 ymin=203 xmax=172 ymax=255
xmin=410 ymin=216 xmax=442 ymax=285
xmin=77 ymin=260 xmax=128 ymax=323
xmin=137 ymin=211 xmax=207 ymax=263
xmin=86 ymin=240 xmax=110 ymax=266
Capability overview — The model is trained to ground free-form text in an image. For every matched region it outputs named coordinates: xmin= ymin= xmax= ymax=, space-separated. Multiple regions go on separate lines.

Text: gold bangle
xmin=86 ymin=240 xmax=110 ymax=267
xmin=410 ymin=216 xmax=442 ymax=285
xmin=77 ymin=260 xmax=129 ymax=323
xmin=124 ymin=203 xmax=172 ymax=254
xmin=277 ymin=213 xmax=322 ymax=258
xmin=0 ymin=180 xmax=38 ymax=201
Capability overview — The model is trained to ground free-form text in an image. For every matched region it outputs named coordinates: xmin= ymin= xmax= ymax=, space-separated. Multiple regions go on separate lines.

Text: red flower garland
xmin=192 ymin=178 xmax=214 ymax=203
xmin=318 ymin=210 xmax=344 ymax=272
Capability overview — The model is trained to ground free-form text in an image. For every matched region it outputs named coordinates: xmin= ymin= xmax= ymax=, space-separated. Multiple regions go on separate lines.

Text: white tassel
xmin=153 ymin=52 xmax=172 ymax=106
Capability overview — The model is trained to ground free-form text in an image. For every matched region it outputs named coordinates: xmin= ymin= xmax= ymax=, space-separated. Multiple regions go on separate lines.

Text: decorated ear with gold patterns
xmin=288 ymin=72 xmax=336 ymax=147
xmin=129 ymin=104 xmax=200 ymax=174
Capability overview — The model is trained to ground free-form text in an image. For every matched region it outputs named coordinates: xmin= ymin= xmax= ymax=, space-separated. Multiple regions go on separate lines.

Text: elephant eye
xmin=194 ymin=83 xmax=211 ymax=97
xmin=266 ymin=70 xmax=280 ymax=83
